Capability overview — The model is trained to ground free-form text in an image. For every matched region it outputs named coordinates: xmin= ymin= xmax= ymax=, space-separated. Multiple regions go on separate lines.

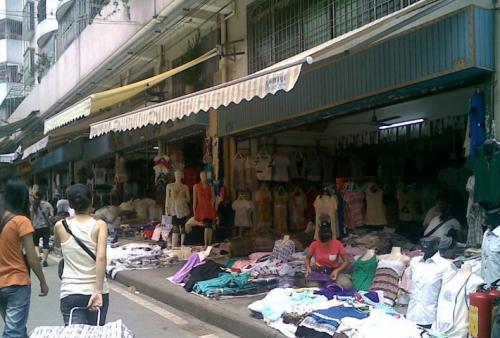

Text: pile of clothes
xmin=248 ymin=286 xmax=434 ymax=338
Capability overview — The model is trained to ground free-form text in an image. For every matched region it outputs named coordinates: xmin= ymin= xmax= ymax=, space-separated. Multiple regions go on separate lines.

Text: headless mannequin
xmin=236 ymin=191 xmax=252 ymax=237
xmin=166 ymin=170 xmax=190 ymax=246
xmin=193 ymin=172 xmax=216 ymax=247
xmin=421 ymin=237 xmax=440 ymax=260
xmin=378 ymin=247 xmax=411 ymax=265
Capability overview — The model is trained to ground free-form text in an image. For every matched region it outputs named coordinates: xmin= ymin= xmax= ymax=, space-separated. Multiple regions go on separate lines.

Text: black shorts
xmin=33 ymin=227 xmax=50 ymax=249
xmin=172 ymin=216 xmax=187 ymax=226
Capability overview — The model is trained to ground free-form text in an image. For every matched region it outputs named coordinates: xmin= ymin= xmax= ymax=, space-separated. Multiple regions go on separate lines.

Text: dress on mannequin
xmin=369 ymin=247 xmax=410 ymax=306
xmin=289 ymin=187 xmax=307 ymax=231
xmin=353 ymin=249 xmax=378 ymax=291
xmin=194 ymin=185 xmax=216 ymax=221
xmin=165 ymin=182 xmax=190 ymax=219
xmin=432 ymin=264 xmax=484 ymax=338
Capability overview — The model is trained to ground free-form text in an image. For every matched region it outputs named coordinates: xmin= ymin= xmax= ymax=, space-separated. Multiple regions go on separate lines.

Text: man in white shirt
xmin=422 ymin=193 xmax=447 ymax=228
xmin=423 ymin=194 xmax=461 ymax=251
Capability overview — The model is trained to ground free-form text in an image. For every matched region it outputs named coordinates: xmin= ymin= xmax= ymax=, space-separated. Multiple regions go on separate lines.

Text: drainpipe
xmin=494 ymin=0 xmax=500 ymax=138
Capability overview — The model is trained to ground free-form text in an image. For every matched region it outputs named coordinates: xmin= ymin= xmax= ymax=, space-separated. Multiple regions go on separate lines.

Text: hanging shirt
xmin=273 ymin=154 xmax=290 ymax=182
xmin=364 ymin=188 xmax=387 ymax=226
xmin=255 ymin=153 xmax=273 ymax=181
xmin=313 ymin=195 xmax=338 ymax=240
xmin=432 ymin=272 xmax=484 ymax=338
xmin=481 ymin=226 xmax=500 ymax=284
xmin=474 ymin=142 xmax=500 ymax=204
xmin=406 ymin=252 xmax=456 ymax=326
xmin=232 ymin=199 xmax=254 ymax=228
xmin=468 ymin=92 xmax=487 ymax=160
xmin=343 ymin=190 xmax=365 ymax=229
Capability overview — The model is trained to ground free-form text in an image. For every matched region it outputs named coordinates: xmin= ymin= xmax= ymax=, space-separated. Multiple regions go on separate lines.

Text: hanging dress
xmin=194 ymin=184 xmax=217 ymax=221
xmin=273 ymin=190 xmax=288 ymax=234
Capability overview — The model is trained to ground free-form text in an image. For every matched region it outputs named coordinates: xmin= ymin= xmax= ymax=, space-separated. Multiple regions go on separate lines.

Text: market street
xmin=0 ymin=260 xmax=238 ymax=338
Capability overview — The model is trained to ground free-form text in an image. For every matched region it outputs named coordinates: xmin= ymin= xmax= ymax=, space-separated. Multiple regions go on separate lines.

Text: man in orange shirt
xmin=0 ymin=180 xmax=49 ymax=338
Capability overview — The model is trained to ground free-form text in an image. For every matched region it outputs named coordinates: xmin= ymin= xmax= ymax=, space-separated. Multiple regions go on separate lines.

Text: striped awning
xmin=89 ymin=59 xmax=307 ymax=138
xmin=0 ymin=146 xmax=22 ymax=163
xmin=44 ymin=49 xmax=219 ymax=134
xmin=22 ymin=136 xmax=49 ymax=160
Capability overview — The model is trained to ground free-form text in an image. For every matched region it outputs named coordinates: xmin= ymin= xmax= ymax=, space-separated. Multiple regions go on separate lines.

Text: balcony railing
xmin=23 ymin=1 xmax=35 ymax=41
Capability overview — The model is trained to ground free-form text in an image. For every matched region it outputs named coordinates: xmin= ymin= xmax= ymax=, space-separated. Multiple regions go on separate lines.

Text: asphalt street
xmin=0 ymin=259 xmax=238 ymax=338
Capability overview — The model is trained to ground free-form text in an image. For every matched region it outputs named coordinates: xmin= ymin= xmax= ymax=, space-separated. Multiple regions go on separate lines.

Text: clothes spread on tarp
xmin=233 ymin=156 xmax=246 ymax=191
xmin=165 ymin=183 xmax=190 ymax=219
xmin=254 ymin=187 xmax=273 ymax=229
xmin=431 ymin=271 xmax=484 ymax=338
xmin=289 ymin=188 xmax=307 ymax=231
xmin=474 ymin=141 xmax=500 ymax=204
xmin=273 ymin=189 xmax=288 ymax=234
xmin=248 ymin=288 xmax=328 ymax=322
xmin=295 ymin=306 xmax=368 ymax=338
xmin=369 ymin=259 xmax=406 ymax=306
xmin=271 ymin=239 xmax=295 ymax=263
xmin=248 ymin=259 xmax=296 ymax=278
xmin=232 ymin=198 xmax=254 ymax=228
xmin=342 ymin=190 xmax=365 ymax=229
xmin=481 ymin=226 xmax=500 ymax=284
xmin=364 ymin=188 xmax=387 ymax=226
xmin=352 ymin=255 xmax=378 ymax=291
xmin=273 ymin=154 xmax=290 ymax=182
xmin=194 ymin=184 xmax=217 ymax=221
xmin=314 ymin=195 xmax=338 ymax=240
xmin=106 ymin=243 xmax=170 ymax=278
xmin=183 ymin=260 xmax=225 ymax=292
xmin=406 ymin=252 xmax=456 ymax=326
xmin=468 ymin=92 xmax=487 ymax=160
xmin=169 ymin=252 xmax=202 ymax=284
xmin=255 ymin=152 xmax=273 ymax=181
xmin=193 ymin=272 xmax=254 ymax=297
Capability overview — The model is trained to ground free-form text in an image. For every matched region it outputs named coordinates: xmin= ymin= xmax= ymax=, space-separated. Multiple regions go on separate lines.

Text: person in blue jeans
xmin=54 ymin=184 xmax=109 ymax=326
xmin=0 ymin=180 xmax=49 ymax=337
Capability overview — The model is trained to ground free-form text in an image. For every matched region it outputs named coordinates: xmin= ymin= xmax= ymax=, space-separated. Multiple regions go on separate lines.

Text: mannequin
xmin=166 ymin=170 xmax=190 ymax=246
xmin=406 ymin=237 xmax=456 ymax=327
xmin=432 ymin=262 xmax=484 ymax=337
xmin=193 ymin=171 xmax=217 ymax=247
xmin=370 ymin=246 xmax=410 ymax=305
xmin=353 ymin=236 xmax=379 ymax=291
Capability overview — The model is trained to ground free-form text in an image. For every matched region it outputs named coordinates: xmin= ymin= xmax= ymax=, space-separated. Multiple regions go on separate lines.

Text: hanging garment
xmin=431 ymin=271 xmax=484 ymax=338
xmin=306 ymin=153 xmax=322 ymax=182
xmin=165 ymin=183 xmax=190 ymax=218
xmin=369 ymin=259 xmax=407 ymax=306
xmin=468 ymin=92 xmax=487 ymax=160
xmin=254 ymin=187 xmax=273 ymax=229
xmin=289 ymin=152 xmax=306 ymax=180
xmin=406 ymin=253 xmax=456 ymax=326
xmin=397 ymin=185 xmax=418 ymax=222
xmin=289 ymin=189 xmax=307 ymax=231
xmin=271 ymin=239 xmax=295 ymax=263
xmin=273 ymin=154 xmax=291 ymax=182
xmin=364 ymin=188 xmax=387 ymax=226
xmin=314 ymin=195 xmax=338 ymax=240
xmin=232 ymin=199 xmax=254 ymax=228
xmin=352 ymin=255 xmax=378 ymax=291
xmin=244 ymin=155 xmax=258 ymax=191
xmin=305 ymin=189 xmax=320 ymax=224
xmin=233 ymin=156 xmax=246 ymax=191
xmin=343 ymin=190 xmax=365 ymax=229
xmin=273 ymin=190 xmax=288 ymax=234
xmin=255 ymin=152 xmax=273 ymax=181
xmin=194 ymin=184 xmax=217 ymax=221
xmin=474 ymin=142 xmax=500 ymax=204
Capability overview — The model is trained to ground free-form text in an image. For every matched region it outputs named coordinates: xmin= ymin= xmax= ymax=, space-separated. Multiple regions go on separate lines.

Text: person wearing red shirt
xmin=305 ymin=222 xmax=352 ymax=288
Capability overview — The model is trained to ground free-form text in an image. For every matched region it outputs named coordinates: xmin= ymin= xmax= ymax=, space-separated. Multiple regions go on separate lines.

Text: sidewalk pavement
xmin=113 ymin=263 xmax=283 ymax=338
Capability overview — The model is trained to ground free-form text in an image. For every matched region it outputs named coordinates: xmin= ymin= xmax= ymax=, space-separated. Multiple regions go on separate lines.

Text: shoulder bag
xmin=58 ymin=219 xmax=96 ymax=279
xmin=0 ymin=212 xmax=30 ymax=274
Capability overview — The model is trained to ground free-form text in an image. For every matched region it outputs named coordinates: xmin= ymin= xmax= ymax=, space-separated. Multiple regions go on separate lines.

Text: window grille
xmin=0 ymin=19 xmax=23 ymax=40
xmin=23 ymin=1 xmax=35 ymax=37
xmin=23 ymin=48 xmax=35 ymax=86
xmin=37 ymin=0 xmax=47 ymax=23
xmin=247 ymin=0 xmax=419 ymax=73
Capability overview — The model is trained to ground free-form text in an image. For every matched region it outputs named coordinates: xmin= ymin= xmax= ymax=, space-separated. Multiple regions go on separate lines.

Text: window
xmin=247 ymin=0 xmax=419 ymax=73
xmin=0 ymin=19 xmax=23 ymax=40
xmin=0 ymin=63 xmax=20 ymax=83
xmin=23 ymin=1 xmax=35 ymax=39
xmin=37 ymin=0 xmax=47 ymax=23
xmin=23 ymin=48 xmax=35 ymax=86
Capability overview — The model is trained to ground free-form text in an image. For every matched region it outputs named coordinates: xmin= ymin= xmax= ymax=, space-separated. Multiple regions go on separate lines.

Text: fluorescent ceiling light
xmin=153 ymin=146 xmax=159 ymax=150
xmin=379 ymin=118 xmax=425 ymax=130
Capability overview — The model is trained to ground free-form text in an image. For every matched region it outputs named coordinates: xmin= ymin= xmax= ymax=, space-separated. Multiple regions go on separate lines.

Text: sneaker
xmin=42 ymin=261 xmax=48 ymax=267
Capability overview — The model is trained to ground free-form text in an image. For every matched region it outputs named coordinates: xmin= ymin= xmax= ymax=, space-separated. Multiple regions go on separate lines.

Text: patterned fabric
xmin=30 ymin=319 xmax=134 ymax=338
xmin=467 ymin=204 xmax=485 ymax=248
xmin=369 ymin=264 xmax=402 ymax=306
xmin=272 ymin=239 xmax=295 ymax=262
xmin=296 ymin=306 xmax=368 ymax=338
xmin=343 ymin=191 xmax=365 ymax=229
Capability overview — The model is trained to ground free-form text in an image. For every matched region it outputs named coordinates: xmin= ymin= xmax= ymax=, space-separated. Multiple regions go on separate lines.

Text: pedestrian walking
xmin=53 ymin=184 xmax=109 ymax=326
xmin=0 ymin=180 xmax=49 ymax=338
xmin=31 ymin=191 xmax=54 ymax=267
